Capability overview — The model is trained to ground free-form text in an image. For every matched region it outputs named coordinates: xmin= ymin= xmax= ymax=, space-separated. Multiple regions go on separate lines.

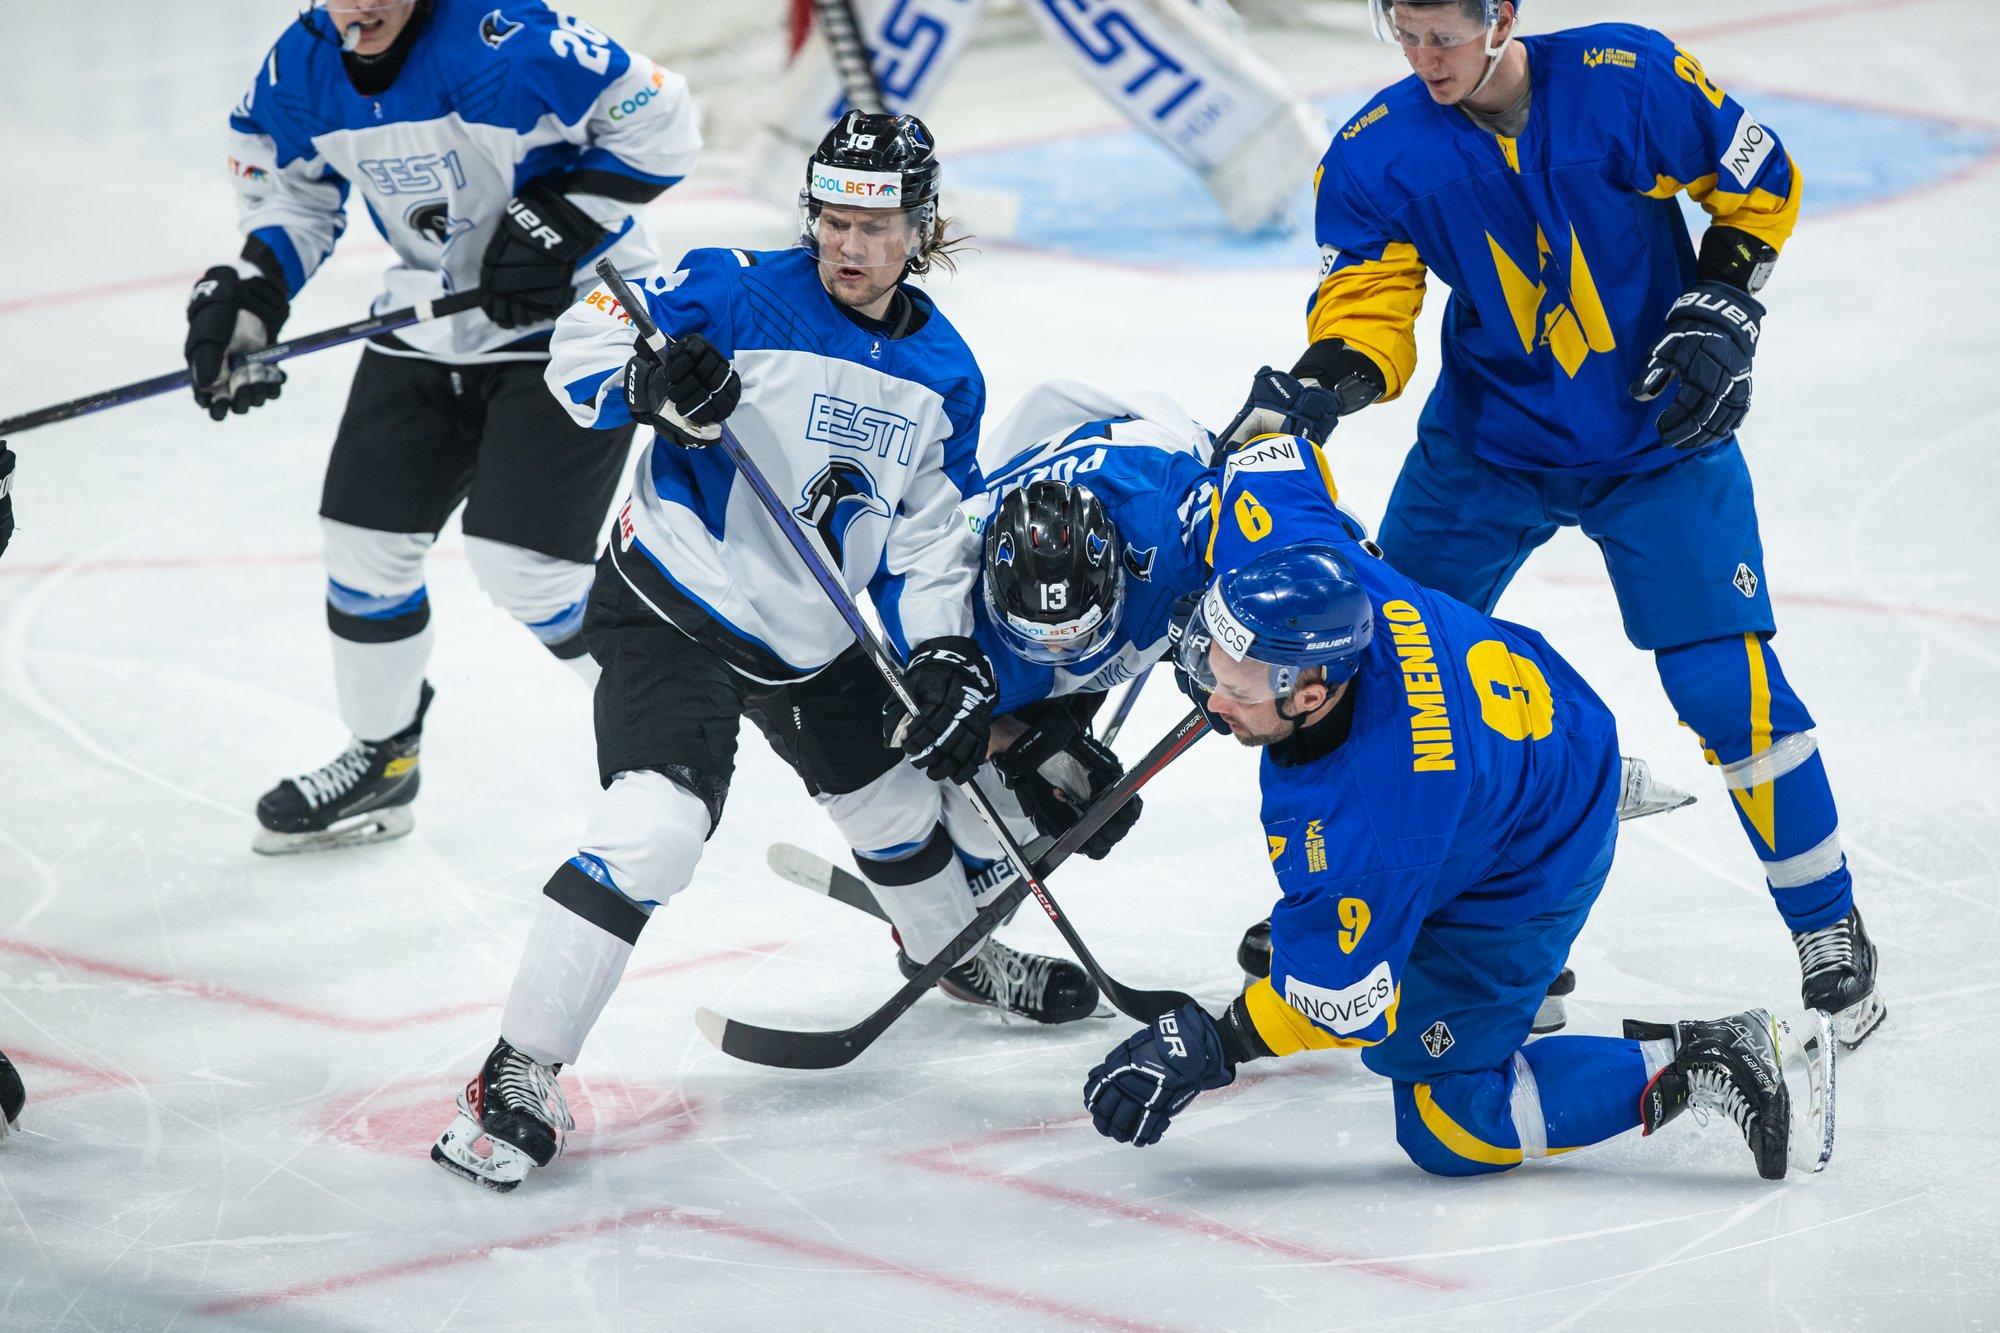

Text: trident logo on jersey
xmin=1485 ymin=224 xmax=1617 ymax=378
xmin=794 ymin=459 xmax=890 ymax=567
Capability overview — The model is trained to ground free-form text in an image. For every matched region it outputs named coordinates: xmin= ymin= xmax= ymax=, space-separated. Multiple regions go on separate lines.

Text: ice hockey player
xmin=958 ymin=379 xmax=1687 ymax=1035
xmin=1083 ymin=434 xmax=1837 ymax=1181
xmin=189 ymin=0 xmax=699 ymax=854
xmin=1235 ymin=0 xmax=1882 ymax=1046
xmin=431 ymin=112 xmax=1098 ymax=1192
xmin=0 ymin=1049 xmax=22 ymax=1139
xmin=747 ymin=0 xmax=1326 ymax=236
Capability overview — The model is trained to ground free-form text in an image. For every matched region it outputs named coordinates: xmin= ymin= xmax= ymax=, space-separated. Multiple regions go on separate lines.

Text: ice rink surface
xmin=2 ymin=0 xmax=1998 ymax=1326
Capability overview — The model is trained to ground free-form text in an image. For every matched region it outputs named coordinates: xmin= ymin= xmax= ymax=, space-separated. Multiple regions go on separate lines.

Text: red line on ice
xmin=3 ymin=1044 xmax=133 ymax=1104
xmin=893 ymin=1066 xmax=1461 ymax=1294
xmin=1523 ymin=570 xmax=2000 ymax=630
xmin=0 ymin=934 xmax=788 ymax=1034
xmin=195 ymin=1202 xmax=1175 ymax=1329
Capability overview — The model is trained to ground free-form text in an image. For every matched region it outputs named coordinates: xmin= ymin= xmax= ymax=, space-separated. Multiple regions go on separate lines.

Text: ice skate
xmin=1793 ymin=906 xmax=1885 ymax=1049
xmin=430 ymin=1038 xmax=573 ymax=1193
xmin=1628 ymin=1007 xmax=1835 ymax=1179
xmin=0 ymin=1050 xmax=22 ymax=1138
xmin=1616 ymin=755 xmax=1696 ymax=821
xmin=1532 ymin=967 xmax=1576 ymax=1035
xmin=253 ymin=684 xmax=430 ymax=855
xmin=898 ymin=935 xmax=1101 ymax=1024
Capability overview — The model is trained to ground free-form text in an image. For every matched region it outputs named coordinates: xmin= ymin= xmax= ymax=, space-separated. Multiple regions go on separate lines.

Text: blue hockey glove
xmin=1217 ymin=366 xmax=1344 ymax=458
xmin=1166 ymin=592 xmax=1231 ymax=736
xmin=1085 ymin=1001 xmax=1235 ymax=1147
xmin=1630 ymin=281 xmax=1765 ymax=452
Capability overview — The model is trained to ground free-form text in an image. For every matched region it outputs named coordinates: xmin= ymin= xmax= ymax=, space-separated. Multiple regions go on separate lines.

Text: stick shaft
xmin=0 ymin=290 xmax=482 ymax=436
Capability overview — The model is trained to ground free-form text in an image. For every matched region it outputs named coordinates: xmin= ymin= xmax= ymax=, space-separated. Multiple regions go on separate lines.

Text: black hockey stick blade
xmin=695 ymin=709 xmax=1209 ymax=1069
xmin=765 ymin=843 xmax=891 ymax=922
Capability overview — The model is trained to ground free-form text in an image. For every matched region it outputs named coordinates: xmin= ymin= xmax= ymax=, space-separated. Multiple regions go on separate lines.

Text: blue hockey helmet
xmin=1174 ymin=544 xmax=1373 ymax=703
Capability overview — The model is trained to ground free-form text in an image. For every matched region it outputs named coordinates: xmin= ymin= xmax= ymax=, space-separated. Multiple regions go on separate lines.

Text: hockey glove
xmin=184 ymin=265 xmax=289 ymax=421
xmin=623 ymin=333 xmax=742 ymax=448
xmin=1085 ymin=1001 xmax=1235 ymax=1147
xmin=1218 ymin=366 xmax=1344 ymax=456
xmin=1630 ymin=281 xmax=1765 ymax=452
xmin=1166 ymin=592 xmax=1231 ymax=736
xmin=478 ymin=184 xmax=608 ymax=328
xmin=0 ymin=443 xmax=14 ymax=559
xmin=991 ymin=704 xmax=1141 ymax=860
xmin=885 ymin=636 xmax=996 ymax=785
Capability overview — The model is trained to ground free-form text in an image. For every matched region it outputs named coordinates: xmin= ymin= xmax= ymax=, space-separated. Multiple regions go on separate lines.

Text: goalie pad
xmin=1018 ymin=0 xmax=1326 ymax=234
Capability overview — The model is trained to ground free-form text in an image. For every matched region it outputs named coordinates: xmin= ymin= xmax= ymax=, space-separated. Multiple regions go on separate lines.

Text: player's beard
xmin=817 ymin=258 xmax=903 ymax=315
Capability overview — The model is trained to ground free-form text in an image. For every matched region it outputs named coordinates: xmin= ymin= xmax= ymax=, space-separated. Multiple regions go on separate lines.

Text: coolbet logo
xmin=1485 ymin=224 xmax=1616 ymax=378
xmin=811 ymin=170 xmax=901 ymax=202
xmin=1382 ymin=600 xmax=1455 ymax=772
xmin=584 ymin=288 xmax=630 ymax=324
xmin=609 ymin=65 xmax=669 ymax=120
xmin=1284 ymin=961 xmax=1394 ymax=1036
xmin=1342 ymin=103 xmax=1388 ymax=140
xmin=1582 ymin=47 xmax=1637 ymax=69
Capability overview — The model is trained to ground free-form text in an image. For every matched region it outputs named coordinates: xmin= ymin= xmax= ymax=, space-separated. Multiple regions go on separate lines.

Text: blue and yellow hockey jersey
xmin=1310 ymin=23 xmax=1801 ymax=476
xmin=1204 ymin=437 xmax=1621 ymax=1054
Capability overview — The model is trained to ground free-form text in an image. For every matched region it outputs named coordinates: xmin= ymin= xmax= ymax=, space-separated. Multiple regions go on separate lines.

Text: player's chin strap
xmin=1467 ymin=22 xmax=1515 ymax=101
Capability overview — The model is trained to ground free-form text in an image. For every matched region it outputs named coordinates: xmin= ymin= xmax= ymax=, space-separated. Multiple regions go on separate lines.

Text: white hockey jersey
xmin=549 ymin=247 xmax=986 ymax=681
xmin=226 ymin=0 xmax=700 ymax=361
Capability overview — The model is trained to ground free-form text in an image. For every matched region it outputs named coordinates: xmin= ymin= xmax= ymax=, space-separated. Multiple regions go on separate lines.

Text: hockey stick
xmin=711 ymin=707 xmax=1209 ymax=1068
xmin=595 ymin=258 xmax=1195 ymax=1024
xmin=767 ymin=826 xmax=1031 ymax=924
xmin=813 ymin=0 xmax=889 ymax=114
xmin=1098 ymin=666 xmax=1153 ymax=747
xmin=0 ymin=290 xmax=483 ymax=436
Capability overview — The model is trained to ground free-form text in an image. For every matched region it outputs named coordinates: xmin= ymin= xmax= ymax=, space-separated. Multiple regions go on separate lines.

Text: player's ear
xmin=1495 ymin=1 xmax=1517 ymax=40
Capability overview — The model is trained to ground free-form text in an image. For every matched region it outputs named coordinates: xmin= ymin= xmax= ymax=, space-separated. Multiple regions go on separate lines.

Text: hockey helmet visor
xmin=801 ymin=110 xmax=940 ymax=267
xmin=1174 ymin=547 xmax=1373 ymax=703
xmin=1368 ymin=0 xmax=1509 ymax=49
xmin=981 ymin=480 xmax=1127 ymax=666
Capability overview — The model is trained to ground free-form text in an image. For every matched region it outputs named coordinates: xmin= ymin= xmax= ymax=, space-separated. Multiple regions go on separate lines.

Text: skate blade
xmin=252 ymin=806 xmax=415 ymax=857
xmin=1617 ymin=786 xmax=1698 ymax=821
xmin=1776 ymin=1009 xmax=1836 ymax=1175
xmin=1829 ymin=990 xmax=1886 ymax=1050
xmin=1530 ymin=994 xmax=1568 ymax=1035
xmin=430 ymin=1113 xmax=533 ymax=1192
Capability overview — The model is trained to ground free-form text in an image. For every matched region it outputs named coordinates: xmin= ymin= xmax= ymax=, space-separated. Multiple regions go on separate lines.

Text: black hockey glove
xmin=478 ymin=184 xmax=608 ymax=328
xmin=1085 ymin=1001 xmax=1235 ymax=1147
xmin=991 ymin=703 xmax=1141 ymax=860
xmin=0 ymin=443 xmax=15 ymax=559
xmin=623 ymin=332 xmax=741 ymax=447
xmin=1217 ymin=366 xmax=1345 ymax=456
xmin=1166 ymin=592 xmax=1231 ymax=736
xmin=885 ymin=636 xmax=996 ymax=785
xmin=1630 ymin=280 xmax=1765 ymax=452
xmin=184 ymin=266 xmax=289 ymax=421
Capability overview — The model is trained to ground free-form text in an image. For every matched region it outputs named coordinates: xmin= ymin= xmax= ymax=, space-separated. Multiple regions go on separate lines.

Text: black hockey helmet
xmin=800 ymin=110 xmax=942 ymax=267
xmin=982 ymin=480 xmax=1126 ymax=666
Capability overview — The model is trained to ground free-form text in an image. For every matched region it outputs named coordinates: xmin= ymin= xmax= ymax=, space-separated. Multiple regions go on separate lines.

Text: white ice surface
xmin=2 ymin=2 xmax=1998 ymax=1328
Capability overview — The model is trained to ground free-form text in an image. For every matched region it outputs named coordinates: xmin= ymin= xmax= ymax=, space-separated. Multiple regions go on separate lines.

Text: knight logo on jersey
xmin=480 ymin=8 xmax=523 ymax=48
xmin=405 ymin=200 xmax=472 ymax=246
xmin=794 ymin=458 xmax=890 ymax=566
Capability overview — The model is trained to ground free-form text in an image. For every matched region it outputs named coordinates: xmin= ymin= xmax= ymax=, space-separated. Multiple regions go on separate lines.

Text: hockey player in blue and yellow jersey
xmin=1239 ymin=0 xmax=1882 ymax=1045
xmin=1083 ymin=436 xmax=1837 ymax=1181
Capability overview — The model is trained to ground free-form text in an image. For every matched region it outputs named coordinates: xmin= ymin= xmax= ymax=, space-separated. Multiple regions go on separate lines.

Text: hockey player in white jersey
xmin=186 ymin=0 xmax=700 ymax=854
xmin=431 ymin=112 xmax=1098 ymax=1192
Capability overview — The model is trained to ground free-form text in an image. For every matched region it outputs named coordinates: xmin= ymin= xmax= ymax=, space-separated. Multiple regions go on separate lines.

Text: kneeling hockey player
xmin=1083 ymin=433 xmax=1835 ymax=1180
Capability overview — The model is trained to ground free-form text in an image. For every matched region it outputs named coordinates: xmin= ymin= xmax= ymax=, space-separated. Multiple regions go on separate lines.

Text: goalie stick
xmin=595 ymin=258 xmax=1200 ymax=1029
xmin=0 ymin=290 xmax=483 ymax=436
xmin=708 ymin=707 xmax=1210 ymax=1069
